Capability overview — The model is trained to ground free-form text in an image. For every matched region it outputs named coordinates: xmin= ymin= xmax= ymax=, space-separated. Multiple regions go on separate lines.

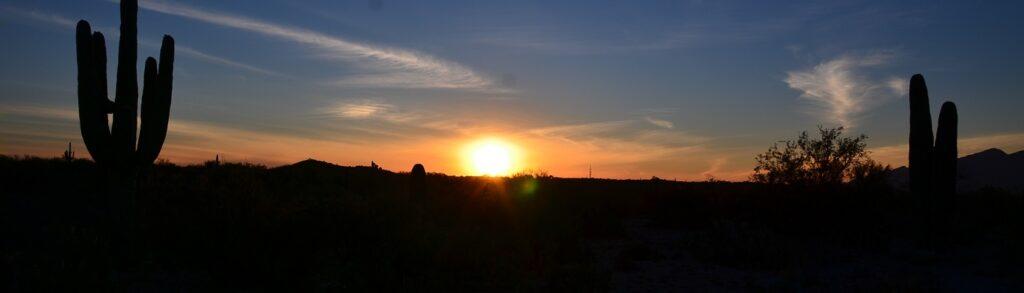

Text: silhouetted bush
xmin=752 ymin=126 xmax=889 ymax=186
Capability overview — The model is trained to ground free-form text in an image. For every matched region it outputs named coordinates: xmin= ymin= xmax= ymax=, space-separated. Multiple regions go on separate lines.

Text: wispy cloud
xmin=130 ymin=0 xmax=493 ymax=89
xmin=330 ymin=99 xmax=396 ymax=119
xmin=0 ymin=103 xmax=79 ymax=120
xmin=319 ymin=98 xmax=479 ymax=137
xmin=527 ymin=120 xmax=632 ymax=140
xmin=0 ymin=5 xmax=76 ymax=27
xmin=526 ymin=120 xmax=705 ymax=160
xmin=0 ymin=4 xmax=282 ymax=77
xmin=474 ymin=17 xmax=795 ymax=55
xmin=887 ymin=76 xmax=908 ymax=96
xmin=644 ymin=116 xmax=674 ymax=129
xmin=785 ymin=52 xmax=900 ymax=127
xmin=173 ymin=46 xmax=285 ymax=77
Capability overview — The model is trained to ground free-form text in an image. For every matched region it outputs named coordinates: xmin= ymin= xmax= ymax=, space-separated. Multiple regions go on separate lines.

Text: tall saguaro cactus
xmin=907 ymin=74 xmax=958 ymax=199
xmin=934 ymin=102 xmax=958 ymax=198
xmin=75 ymin=0 xmax=174 ymax=171
xmin=908 ymin=74 xmax=934 ymax=198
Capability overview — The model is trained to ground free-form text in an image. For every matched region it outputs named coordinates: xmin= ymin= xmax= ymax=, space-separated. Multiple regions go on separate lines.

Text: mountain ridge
xmin=889 ymin=148 xmax=1024 ymax=192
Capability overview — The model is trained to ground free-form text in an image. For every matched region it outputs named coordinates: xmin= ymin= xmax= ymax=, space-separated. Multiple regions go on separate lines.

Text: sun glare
xmin=466 ymin=139 xmax=517 ymax=176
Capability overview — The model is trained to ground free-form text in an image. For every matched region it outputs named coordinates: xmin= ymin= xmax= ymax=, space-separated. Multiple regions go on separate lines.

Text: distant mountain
xmin=278 ymin=158 xmax=344 ymax=170
xmin=889 ymin=148 xmax=1024 ymax=192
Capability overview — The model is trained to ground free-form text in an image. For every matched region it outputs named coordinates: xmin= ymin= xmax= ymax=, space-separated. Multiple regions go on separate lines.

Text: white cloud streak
xmin=330 ymin=99 xmax=396 ymax=119
xmin=172 ymin=45 xmax=285 ymax=77
xmin=0 ymin=5 xmax=281 ymax=77
xmin=887 ymin=76 xmax=908 ymax=96
xmin=644 ymin=116 xmax=674 ymax=129
xmin=132 ymin=0 xmax=493 ymax=89
xmin=320 ymin=99 xmax=479 ymax=137
xmin=784 ymin=52 xmax=898 ymax=127
xmin=0 ymin=5 xmax=76 ymax=27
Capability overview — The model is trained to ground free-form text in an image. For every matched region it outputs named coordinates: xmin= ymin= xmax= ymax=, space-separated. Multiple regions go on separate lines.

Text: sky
xmin=1 ymin=0 xmax=1023 ymax=180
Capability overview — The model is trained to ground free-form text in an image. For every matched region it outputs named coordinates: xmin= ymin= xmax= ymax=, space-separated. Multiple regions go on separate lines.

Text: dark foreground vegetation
xmin=3 ymin=156 xmax=1023 ymax=291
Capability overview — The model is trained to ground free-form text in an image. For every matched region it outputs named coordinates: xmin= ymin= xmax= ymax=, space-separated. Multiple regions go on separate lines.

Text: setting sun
xmin=465 ymin=139 xmax=518 ymax=176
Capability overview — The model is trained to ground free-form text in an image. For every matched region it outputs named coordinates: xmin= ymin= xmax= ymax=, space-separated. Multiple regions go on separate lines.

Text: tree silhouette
xmin=753 ymin=126 xmax=888 ymax=186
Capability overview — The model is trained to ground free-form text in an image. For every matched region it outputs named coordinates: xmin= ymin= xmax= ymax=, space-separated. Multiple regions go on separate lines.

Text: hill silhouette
xmin=4 ymin=155 xmax=1024 ymax=291
xmin=890 ymin=148 xmax=1024 ymax=192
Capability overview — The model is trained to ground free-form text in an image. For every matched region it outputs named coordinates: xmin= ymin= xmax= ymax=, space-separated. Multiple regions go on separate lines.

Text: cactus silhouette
xmin=76 ymin=0 xmax=174 ymax=171
xmin=63 ymin=142 xmax=75 ymax=162
xmin=75 ymin=1 xmax=175 ymax=247
xmin=908 ymin=74 xmax=933 ymax=198
xmin=410 ymin=163 xmax=426 ymax=198
xmin=934 ymin=102 xmax=958 ymax=197
xmin=907 ymin=74 xmax=959 ymax=198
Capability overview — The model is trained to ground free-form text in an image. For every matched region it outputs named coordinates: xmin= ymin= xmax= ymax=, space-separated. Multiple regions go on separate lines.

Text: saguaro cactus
xmin=907 ymin=74 xmax=959 ymax=199
xmin=76 ymin=0 xmax=174 ymax=172
xmin=934 ymin=102 xmax=958 ymax=197
xmin=63 ymin=142 xmax=75 ymax=161
xmin=908 ymin=74 xmax=934 ymax=198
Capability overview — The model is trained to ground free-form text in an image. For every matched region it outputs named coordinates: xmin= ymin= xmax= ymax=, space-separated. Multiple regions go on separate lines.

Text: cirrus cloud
xmin=785 ymin=52 xmax=904 ymax=127
xmin=644 ymin=116 xmax=675 ymax=129
xmin=128 ymin=0 xmax=494 ymax=89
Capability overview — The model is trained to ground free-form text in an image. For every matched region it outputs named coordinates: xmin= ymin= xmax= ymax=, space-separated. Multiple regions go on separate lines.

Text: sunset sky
xmin=2 ymin=0 xmax=1023 ymax=180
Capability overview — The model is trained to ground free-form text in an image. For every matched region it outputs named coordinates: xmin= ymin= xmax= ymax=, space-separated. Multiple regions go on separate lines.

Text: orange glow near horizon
xmin=463 ymin=138 xmax=520 ymax=176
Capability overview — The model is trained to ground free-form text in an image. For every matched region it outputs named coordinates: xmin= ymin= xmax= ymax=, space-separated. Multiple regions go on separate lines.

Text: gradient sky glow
xmin=2 ymin=0 xmax=1023 ymax=180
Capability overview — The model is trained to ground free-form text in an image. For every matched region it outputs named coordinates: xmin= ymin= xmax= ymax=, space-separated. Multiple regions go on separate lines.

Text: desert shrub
xmin=753 ymin=126 xmax=890 ymax=186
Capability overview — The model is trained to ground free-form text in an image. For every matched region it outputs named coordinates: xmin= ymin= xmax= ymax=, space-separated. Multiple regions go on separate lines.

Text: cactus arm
xmin=158 ymin=36 xmax=175 ymax=97
xmin=137 ymin=58 xmax=164 ymax=164
xmin=76 ymin=21 xmax=112 ymax=165
xmin=111 ymin=0 xmax=139 ymax=167
xmin=92 ymin=32 xmax=112 ymax=112
xmin=137 ymin=36 xmax=174 ymax=165
xmin=908 ymin=74 xmax=934 ymax=196
xmin=90 ymin=32 xmax=117 ymax=162
xmin=934 ymin=101 xmax=958 ymax=195
xmin=94 ymin=32 xmax=115 ymax=115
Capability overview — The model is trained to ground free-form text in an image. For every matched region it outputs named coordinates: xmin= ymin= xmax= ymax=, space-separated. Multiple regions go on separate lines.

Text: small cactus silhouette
xmin=76 ymin=0 xmax=174 ymax=171
xmin=907 ymin=74 xmax=958 ymax=198
xmin=63 ymin=141 xmax=75 ymax=162
xmin=410 ymin=163 xmax=426 ymax=198
xmin=206 ymin=154 xmax=221 ymax=167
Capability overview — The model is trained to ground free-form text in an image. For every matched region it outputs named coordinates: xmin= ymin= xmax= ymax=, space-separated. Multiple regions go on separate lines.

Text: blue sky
xmin=2 ymin=0 xmax=1023 ymax=179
